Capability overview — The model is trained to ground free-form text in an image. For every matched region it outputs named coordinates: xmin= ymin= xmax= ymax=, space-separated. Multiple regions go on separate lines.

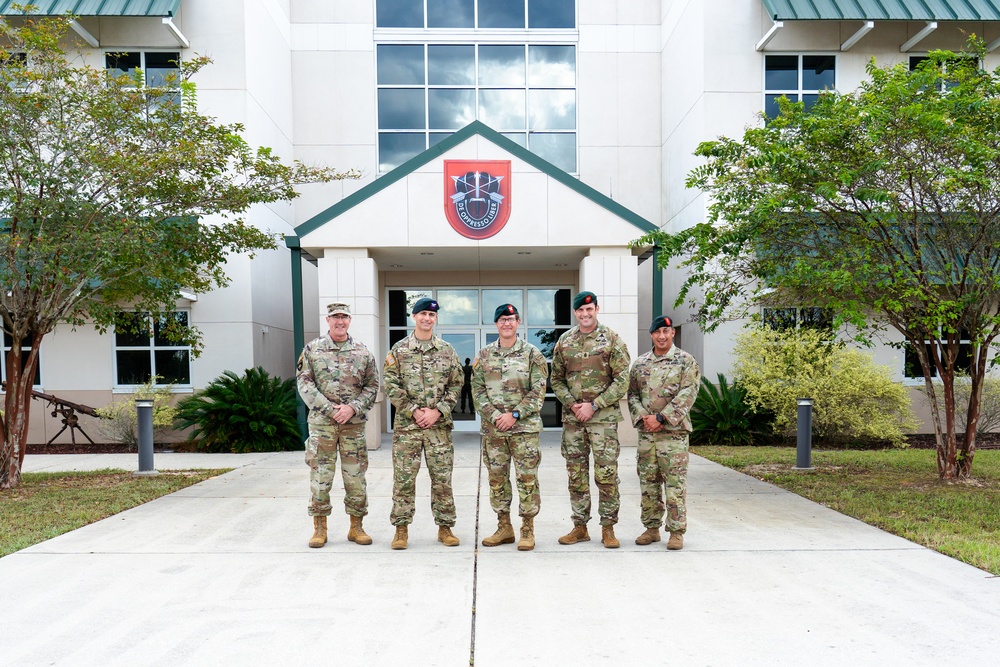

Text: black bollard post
xmin=134 ymin=398 xmax=159 ymax=477
xmin=794 ymin=398 xmax=814 ymax=470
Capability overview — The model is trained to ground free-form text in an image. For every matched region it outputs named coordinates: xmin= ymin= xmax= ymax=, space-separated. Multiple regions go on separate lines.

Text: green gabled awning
xmin=762 ymin=0 xmax=1000 ymax=21
xmin=0 ymin=0 xmax=182 ymax=16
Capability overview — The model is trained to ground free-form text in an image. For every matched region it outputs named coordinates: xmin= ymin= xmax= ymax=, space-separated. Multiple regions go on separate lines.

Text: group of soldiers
xmin=295 ymin=291 xmax=701 ymax=552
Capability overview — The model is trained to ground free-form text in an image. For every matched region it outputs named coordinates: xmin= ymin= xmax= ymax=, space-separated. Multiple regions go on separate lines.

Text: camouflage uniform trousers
xmin=482 ymin=431 xmax=541 ymax=518
xmin=637 ymin=431 xmax=690 ymax=534
xmin=305 ymin=422 xmax=368 ymax=517
xmin=390 ymin=428 xmax=457 ymax=527
xmin=561 ymin=422 xmax=621 ymax=526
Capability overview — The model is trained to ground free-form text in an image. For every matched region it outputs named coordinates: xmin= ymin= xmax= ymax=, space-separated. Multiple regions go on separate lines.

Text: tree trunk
xmin=0 ymin=336 xmax=41 ymax=490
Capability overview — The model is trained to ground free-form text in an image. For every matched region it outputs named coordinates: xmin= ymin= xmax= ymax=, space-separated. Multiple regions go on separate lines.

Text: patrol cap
xmin=649 ymin=315 xmax=674 ymax=333
xmin=572 ymin=291 xmax=598 ymax=310
xmin=411 ymin=297 xmax=440 ymax=314
xmin=493 ymin=303 xmax=519 ymax=322
xmin=327 ymin=302 xmax=351 ymax=316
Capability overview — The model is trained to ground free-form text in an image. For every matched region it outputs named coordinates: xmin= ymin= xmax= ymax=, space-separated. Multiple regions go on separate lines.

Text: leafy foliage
xmin=174 ymin=368 xmax=302 ymax=453
xmin=95 ymin=379 xmax=178 ymax=449
xmin=0 ymin=15 xmax=354 ymax=487
xmin=634 ymin=41 xmax=1000 ymax=477
xmin=922 ymin=373 xmax=1000 ymax=436
xmin=733 ymin=328 xmax=916 ymax=447
xmin=691 ymin=373 xmax=773 ymax=446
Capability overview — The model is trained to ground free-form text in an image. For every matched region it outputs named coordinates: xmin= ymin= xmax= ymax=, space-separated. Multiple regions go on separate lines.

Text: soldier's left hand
xmin=573 ymin=401 xmax=595 ymax=422
xmin=642 ymin=414 xmax=662 ymax=432
xmin=332 ymin=404 xmax=356 ymax=424
xmin=494 ymin=412 xmax=517 ymax=431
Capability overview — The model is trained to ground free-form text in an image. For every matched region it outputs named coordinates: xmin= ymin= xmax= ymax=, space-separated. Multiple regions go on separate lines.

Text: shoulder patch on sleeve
xmin=385 ymin=353 xmax=396 ymax=366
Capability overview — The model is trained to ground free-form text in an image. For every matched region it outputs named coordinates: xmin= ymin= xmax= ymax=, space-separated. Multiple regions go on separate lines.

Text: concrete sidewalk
xmin=4 ymin=433 xmax=999 ymax=666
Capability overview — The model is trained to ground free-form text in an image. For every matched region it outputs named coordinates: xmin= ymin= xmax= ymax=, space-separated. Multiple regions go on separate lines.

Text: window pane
xmin=154 ymin=312 xmax=189 ymax=346
xmin=379 ymin=133 xmax=426 ymax=171
xmin=378 ymin=88 xmax=426 ymax=129
xmin=377 ymin=45 xmax=425 ymax=85
xmin=144 ymin=52 xmax=179 ymax=87
xmin=528 ymin=327 xmax=568 ymax=359
xmin=762 ymin=308 xmax=797 ymax=330
xmin=528 ymin=288 xmax=571 ymax=325
xmin=429 ymin=88 xmax=476 ymax=129
xmin=115 ymin=312 xmax=150 ymax=346
xmin=479 ymin=89 xmax=525 ymax=129
xmin=501 ymin=132 xmax=527 ymax=147
xmin=479 ymin=45 xmax=526 ymax=86
xmin=389 ymin=290 xmax=432 ymax=327
xmin=764 ymin=93 xmax=794 ymax=118
xmin=105 ymin=51 xmax=141 ymax=78
xmin=436 ymin=289 xmax=479 ymax=325
xmin=529 ymin=132 xmax=576 ymax=172
xmin=377 ymin=0 xmax=423 ymax=27
xmin=428 ymin=45 xmax=475 ymax=84
xmin=478 ymin=0 xmax=525 ymax=28
xmin=429 ymin=132 xmax=453 ymax=146
xmin=802 ymin=55 xmax=835 ymax=90
xmin=155 ymin=350 xmax=190 ymax=384
xmin=529 ymin=89 xmax=575 ymax=129
xmin=529 ymin=0 xmax=574 ymax=28
xmin=428 ymin=0 xmax=474 ymax=28
xmin=482 ymin=289 xmax=522 ymax=324
xmin=764 ymin=55 xmax=797 ymax=90
xmin=802 ymin=93 xmax=819 ymax=111
xmin=528 ymin=45 xmax=575 ymax=86
xmin=117 ymin=350 xmax=152 ymax=385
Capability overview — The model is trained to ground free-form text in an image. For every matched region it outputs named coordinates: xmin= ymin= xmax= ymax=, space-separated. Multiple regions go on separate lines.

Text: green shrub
xmin=733 ymin=327 xmax=917 ymax=447
xmin=174 ymin=367 xmax=302 ymax=453
xmin=691 ymin=373 xmax=774 ymax=446
xmin=95 ymin=379 xmax=178 ymax=449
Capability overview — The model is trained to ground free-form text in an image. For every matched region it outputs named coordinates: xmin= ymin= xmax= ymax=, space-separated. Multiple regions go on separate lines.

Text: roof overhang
xmin=0 ymin=1 xmax=188 ymax=48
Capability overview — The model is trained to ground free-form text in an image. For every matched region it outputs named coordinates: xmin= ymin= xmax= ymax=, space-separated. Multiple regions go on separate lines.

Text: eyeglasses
xmin=327 ymin=314 xmax=351 ymax=320
xmin=496 ymin=316 xmax=519 ymax=325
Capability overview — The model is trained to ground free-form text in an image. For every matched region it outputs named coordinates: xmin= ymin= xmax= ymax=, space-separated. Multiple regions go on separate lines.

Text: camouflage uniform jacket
xmin=297 ymin=334 xmax=379 ymax=425
xmin=551 ymin=323 xmax=631 ymax=424
xmin=471 ymin=337 xmax=549 ymax=435
xmin=627 ymin=344 xmax=701 ymax=433
xmin=383 ymin=333 xmax=463 ymax=431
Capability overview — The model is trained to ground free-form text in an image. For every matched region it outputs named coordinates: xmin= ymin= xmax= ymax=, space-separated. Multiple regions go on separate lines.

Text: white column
xmin=316 ymin=249 xmax=384 ymax=449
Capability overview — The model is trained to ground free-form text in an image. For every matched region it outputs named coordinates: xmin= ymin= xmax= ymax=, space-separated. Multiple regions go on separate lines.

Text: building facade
xmin=3 ymin=0 xmax=997 ymax=443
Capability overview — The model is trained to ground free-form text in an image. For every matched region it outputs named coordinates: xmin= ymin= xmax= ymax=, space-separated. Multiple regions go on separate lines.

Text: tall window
xmin=377 ymin=43 xmax=577 ymax=172
xmin=764 ymin=54 xmax=836 ymax=118
xmin=762 ymin=307 xmax=833 ymax=331
xmin=105 ymin=51 xmax=181 ymax=108
xmin=114 ymin=312 xmax=191 ymax=386
xmin=904 ymin=331 xmax=972 ymax=380
xmin=376 ymin=0 xmax=575 ymax=29
xmin=1 ymin=330 xmax=41 ymax=387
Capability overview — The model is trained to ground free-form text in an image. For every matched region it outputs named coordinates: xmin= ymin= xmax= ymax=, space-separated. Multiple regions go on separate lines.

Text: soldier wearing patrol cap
xmin=383 ymin=297 xmax=464 ymax=549
xmin=627 ymin=315 xmax=700 ymax=550
xmin=296 ymin=302 xmax=380 ymax=548
xmin=472 ymin=303 xmax=549 ymax=551
xmin=550 ymin=291 xmax=631 ymax=548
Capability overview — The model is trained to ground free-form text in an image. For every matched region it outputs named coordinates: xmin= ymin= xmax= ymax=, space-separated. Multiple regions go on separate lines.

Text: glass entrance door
xmin=441 ymin=331 xmax=480 ymax=432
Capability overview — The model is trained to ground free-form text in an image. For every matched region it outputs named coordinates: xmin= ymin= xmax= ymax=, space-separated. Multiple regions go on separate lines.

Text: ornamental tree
xmin=635 ymin=42 xmax=1000 ymax=479
xmin=0 ymin=15 xmax=356 ymax=488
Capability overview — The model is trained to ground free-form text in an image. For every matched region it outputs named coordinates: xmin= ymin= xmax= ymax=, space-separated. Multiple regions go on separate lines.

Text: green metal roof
xmin=0 ymin=1 xmax=181 ymax=16
xmin=762 ymin=0 xmax=1000 ymax=21
xmin=289 ymin=120 xmax=657 ymax=244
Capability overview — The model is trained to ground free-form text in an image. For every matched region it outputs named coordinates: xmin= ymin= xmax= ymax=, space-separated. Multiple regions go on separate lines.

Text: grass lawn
xmin=0 ymin=468 xmax=230 ymax=557
xmin=693 ymin=446 xmax=1000 ymax=576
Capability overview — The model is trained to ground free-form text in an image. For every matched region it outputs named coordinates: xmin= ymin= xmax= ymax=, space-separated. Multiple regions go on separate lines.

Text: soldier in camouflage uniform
xmin=383 ymin=297 xmax=464 ymax=550
xmin=550 ymin=291 xmax=631 ymax=548
xmin=472 ymin=304 xmax=549 ymax=551
xmin=296 ymin=302 xmax=379 ymax=548
xmin=627 ymin=315 xmax=701 ymax=551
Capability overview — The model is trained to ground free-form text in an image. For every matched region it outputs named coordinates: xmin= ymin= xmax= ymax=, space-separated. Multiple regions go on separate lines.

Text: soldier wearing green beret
xmin=297 ymin=302 xmax=380 ymax=548
xmin=472 ymin=304 xmax=549 ymax=551
xmin=627 ymin=315 xmax=700 ymax=550
xmin=383 ymin=297 xmax=464 ymax=550
xmin=550 ymin=291 xmax=631 ymax=548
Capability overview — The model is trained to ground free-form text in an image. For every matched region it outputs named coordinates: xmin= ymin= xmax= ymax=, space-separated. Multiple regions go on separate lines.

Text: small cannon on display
xmin=1 ymin=382 xmax=104 ymax=445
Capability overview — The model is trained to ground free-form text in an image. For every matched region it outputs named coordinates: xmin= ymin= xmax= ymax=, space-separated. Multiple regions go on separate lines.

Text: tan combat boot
xmin=517 ymin=516 xmax=535 ymax=552
xmin=308 ymin=516 xmax=327 ymax=548
xmin=667 ymin=532 xmax=684 ymax=550
xmin=348 ymin=515 xmax=372 ymax=545
xmin=557 ymin=524 xmax=590 ymax=545
xmin=635 ymin=527 xmax=661 ymax=546
xmin=601 ymin=525 xmax=620 ymax=549
xmin=438 ymin=526 xmax=460 ymax=547
xmin=481 ymin=512 xmax=515 ymax=547
xmin=391 ymin=525 xmax=408 ymax=550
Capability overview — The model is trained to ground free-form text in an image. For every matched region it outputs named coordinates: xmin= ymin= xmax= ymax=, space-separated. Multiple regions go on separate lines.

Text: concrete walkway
xmin=4 ymin=432 xmax=999 ymax=666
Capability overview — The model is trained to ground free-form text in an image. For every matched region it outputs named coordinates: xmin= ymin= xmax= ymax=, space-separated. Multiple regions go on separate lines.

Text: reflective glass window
xmin=428 ymin=45 xmax=475 ymax=85
xmin=378 ymin=89 xmax=426 ymax=129
xmin=437 ymin=290 xmax=480 ymax=325
xmin=764 ymin=55 xmax=797 ymax=90
xmin=802 ymin=55 xmax=836 ymax=90
xmin=378 ymin=133 xmax=426 ymax=172
xmin=528 ymin=45 xmax=575 ymax=86
xmin=479 ymin=89 xmax=525 ymax=129
xmin=482 ymin=289 xmax=523 ymax=324
xmin=428 ymin=0 xmax=475 ymax=27
xmin=529 ymin=89 xmax=575 ymax=130
xmin=377 ymin=0 xmax=423 ymax=27
xmin=529 ymin=132 xmax=576 ymax=172
xmin=479 ymin=46 xmax=526 ymax=86
xmin=502 ymin=132 xmax=527 ymax=147
xmin=429 ymin=89 xmax=476 ymax=129
xmin=529 ymin=328 xmax=568 ymax=359
xmin=528 ymin=0 xmax=575 ymax=28
xmin=479 ymin=0 xmax=525 ymax=28
xmin=388 ymin=290 xmax=432 ymax=327
xmin=377 ymin=45 xmax=425 ymax=85
xmin=528 ymin=288 xmax=571 ymax=325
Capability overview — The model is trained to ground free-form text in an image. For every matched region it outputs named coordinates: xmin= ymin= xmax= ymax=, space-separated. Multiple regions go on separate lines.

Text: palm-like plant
xmin=174 ymin=367 xmax=302 ymax=453
xmin=691 ymin=373 xmax=773 ymax=446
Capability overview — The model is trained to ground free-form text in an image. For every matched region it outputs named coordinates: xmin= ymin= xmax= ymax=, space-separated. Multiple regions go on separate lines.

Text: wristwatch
xmin=591 ymin=402 xmax=599 ymax=412
xmin=512 ymin=410 xmax=521 ymax=420
xmin=656 ymin=414 xmax=666 ymax=424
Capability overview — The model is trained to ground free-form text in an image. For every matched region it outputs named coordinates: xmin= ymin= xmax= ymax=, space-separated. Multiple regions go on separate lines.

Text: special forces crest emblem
xmin=443 ymin=160 xmax=512 ymax=239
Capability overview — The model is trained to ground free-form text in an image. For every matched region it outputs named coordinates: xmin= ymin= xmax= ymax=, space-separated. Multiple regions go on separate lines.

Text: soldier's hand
xmin=574 ymin=401 xmax=595 ymax=422
xmin=332 ymin=404 xmax=356 ymax=424
xmin=642 ymin=414 xmax=662 ymax=432
xmin=494 ymin=412 xmax=516 ymax=431
xmin=414 ymin=407 xmax=442 ymax=428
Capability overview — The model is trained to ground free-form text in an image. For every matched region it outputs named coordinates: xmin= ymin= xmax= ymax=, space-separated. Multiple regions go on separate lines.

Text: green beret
xmin=572 ymin=291 xmax=598 ymax=310
xmin=411 ymin=297 xmax=439 ymax=314
xmin=493 ymin=303 xmax=519 ymax=322
xmin=649 ymin=315 xmax=673 ymax=333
